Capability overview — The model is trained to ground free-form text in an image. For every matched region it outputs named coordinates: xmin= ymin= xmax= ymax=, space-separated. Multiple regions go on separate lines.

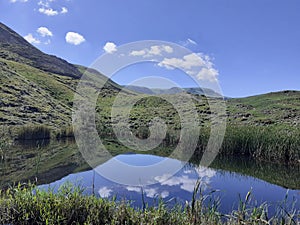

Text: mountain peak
xmin=0 ymin=22 xmax=81 ymax=78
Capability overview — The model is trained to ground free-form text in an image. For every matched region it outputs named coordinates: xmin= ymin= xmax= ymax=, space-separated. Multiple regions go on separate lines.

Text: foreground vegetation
xmin=0 ymin=183 xmax=298 ymax=225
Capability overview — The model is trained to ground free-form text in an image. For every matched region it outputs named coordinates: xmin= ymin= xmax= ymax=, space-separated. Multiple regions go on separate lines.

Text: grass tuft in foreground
xmin=0 ymin=183 xmax=298 ymax=225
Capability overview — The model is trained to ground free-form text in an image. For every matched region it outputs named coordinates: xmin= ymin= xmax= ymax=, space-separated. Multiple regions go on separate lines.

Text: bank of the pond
xmin=0 ymin=184 xmax=298 ymax=225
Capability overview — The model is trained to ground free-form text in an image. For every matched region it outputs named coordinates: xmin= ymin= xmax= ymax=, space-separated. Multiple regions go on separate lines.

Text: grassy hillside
xmin=0 ymin=23 xmax=81 ymax=78
xmin=227 ymin=90 xmax=300 ymax=127
xmin=0 ymin=22 xmax=299 ymax=165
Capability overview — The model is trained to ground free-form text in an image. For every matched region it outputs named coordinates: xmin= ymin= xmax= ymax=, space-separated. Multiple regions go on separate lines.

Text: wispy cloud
xmin=187 ymin=38 xmax=197 ymax=45
xmin=180 ymin=38 xmax=198 ymax=47
xmin=38 ymin=7 xmax=59 ymax=16
xmin=103 ymin=42 xmax=117 ymax=54
xmin=24 ymin=33 xmax=41 ymax=44
xmin=61 ymin=6 xmax=68 ymax=14
xmin=129 ymin=45 xmax=173 ymax=58
xmin=65 ymin=32 xmax=85 ymax=45
xmin=37 ymin=0 xmax=68 ymax=16
xmin=37 ymin=27 xmax=53 ymax=37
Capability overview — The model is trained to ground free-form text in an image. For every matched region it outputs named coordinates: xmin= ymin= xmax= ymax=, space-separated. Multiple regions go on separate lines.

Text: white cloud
xmin=158 ymin=53 xmax=207 ymax=70
xmin=65 ymin=32 xmax=85 ymax=45
xmin=37 ymin=27 xmax=53 ymax=37
xmin=129 ymin=45 xmax=173 ymax=58
xmin=37 ymin=0 xmax=68 ymax=16
xmin=196 ymin=68 xmax=219 ymax=82
xmin=181 ymin=38 xmax=198 ymax=47
xmin=38 ymin=0 xmax=49 ymax=7
xmin=158 ymin=53 xmax=219 ymax=82
xmin=163 ymin=45 xmax=173 ymax=53
xmin=149 ymin=45 xmax=161 ymax=55
xmin=187 ymin=38 xmax=197 ymax=45
xmin=39 ymin=7 xmax=59 ymax=16
xmin=24 ymin=33 xmax=40 ymax=44
xmin=61 ymin=7 xmax=68 ymax=14
xmin=98 ymin=187 xmax=112 ymax=198
xmin=103 ymin=42 xmax=117 ymax=54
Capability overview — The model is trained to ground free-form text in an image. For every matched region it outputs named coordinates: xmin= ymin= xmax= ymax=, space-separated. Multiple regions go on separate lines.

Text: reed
xmin=192 ymin=125 xmax=300 ymax=165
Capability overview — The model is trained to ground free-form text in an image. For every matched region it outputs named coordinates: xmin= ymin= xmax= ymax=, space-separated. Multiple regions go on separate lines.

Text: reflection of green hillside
xmin=209 ymin=156 xmax=300 ymax=190
xmin=0 ymin=139 xmax=143 ymax=188
xmin=0 ymin=139 xmax=87 ymax=187
xmin=1 ymin=139 xmax=299 ymax=190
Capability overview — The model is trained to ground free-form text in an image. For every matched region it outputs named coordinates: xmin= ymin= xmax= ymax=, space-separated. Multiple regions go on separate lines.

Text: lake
xmin=1 ymin=140 xmax=299 ymax=215
xmin=40 ymin=153 xmax=300 ymax=215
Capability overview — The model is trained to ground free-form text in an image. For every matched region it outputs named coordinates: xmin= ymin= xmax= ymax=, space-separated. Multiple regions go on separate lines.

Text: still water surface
xmin=39 ymin=153 xmax=300 ymax=214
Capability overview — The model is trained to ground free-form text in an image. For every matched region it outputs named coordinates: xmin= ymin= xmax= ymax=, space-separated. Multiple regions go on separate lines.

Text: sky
xmin=1 ymin=0 xmax=300 ymax=97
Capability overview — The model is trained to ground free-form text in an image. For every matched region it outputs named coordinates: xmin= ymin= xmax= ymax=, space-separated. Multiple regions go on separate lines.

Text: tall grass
xmin=15 ymin=125 xmax=51 ymax=140
xmin=0 ymin=183 xmax=298 ymax=225
xmin=220 ymin=125 xmax=300 ymax=164
xmin=55 ymin=126 xmax=74 ymax=139
xmin=192 ymin=125 xmax=300 ymax=165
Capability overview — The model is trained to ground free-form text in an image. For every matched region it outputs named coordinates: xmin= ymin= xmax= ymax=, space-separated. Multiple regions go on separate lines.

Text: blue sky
xmin=1 ymin=0 xmax=300 ymax=97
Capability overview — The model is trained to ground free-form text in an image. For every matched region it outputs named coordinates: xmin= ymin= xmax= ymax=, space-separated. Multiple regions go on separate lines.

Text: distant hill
xmin=125 ymin=85 xmax=222 ymax=97
xmin=125 ymin=85 xmax=154 ymax=94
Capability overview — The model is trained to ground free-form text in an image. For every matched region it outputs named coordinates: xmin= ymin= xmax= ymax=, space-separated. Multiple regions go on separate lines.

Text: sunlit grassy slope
xmin=0 ymin=22 xmax=299 ymax=165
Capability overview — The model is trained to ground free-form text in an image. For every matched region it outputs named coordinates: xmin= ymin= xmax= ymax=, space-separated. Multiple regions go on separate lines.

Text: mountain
xmin=0 ymin=22 xmax=122 ymax=137
xmin=0 ymin=22 xmax=299 ymax=141
xmin=124 ymin=85 xmax=154 ymax=94
xmin=125 ymin=85 xmax=222 ymax=97
xmin=0 ymin=23 xmax=81 ymax=78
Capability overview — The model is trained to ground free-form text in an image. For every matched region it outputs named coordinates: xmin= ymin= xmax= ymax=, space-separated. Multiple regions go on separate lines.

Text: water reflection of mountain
xmin=0 ymin=139 xmax=89 ymax=188
xmin=1 ymin=140 xmax=299 ymax=190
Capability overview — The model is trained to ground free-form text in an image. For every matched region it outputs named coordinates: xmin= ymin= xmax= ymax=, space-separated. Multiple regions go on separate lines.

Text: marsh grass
xmin=192 ymin=125 xmax=300 ymax=165
xmin=0 ymin=183 xmax=298 ymax=225
xmin=55 ymin=126 xmax=74 ymax=139
xmin=15 ymin=125 xmax=51 ymax=140
xmin=220 ymin=126 xmax=300 ymax=165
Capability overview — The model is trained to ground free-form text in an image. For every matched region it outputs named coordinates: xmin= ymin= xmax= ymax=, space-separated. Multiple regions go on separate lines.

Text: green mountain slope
xmin=227 ymin=90 xmax=300 ymax=126
xmin=0 ymin=22 xmax=123 ymax=138
xmin=0 ymin=23 xmax=82 ymax=78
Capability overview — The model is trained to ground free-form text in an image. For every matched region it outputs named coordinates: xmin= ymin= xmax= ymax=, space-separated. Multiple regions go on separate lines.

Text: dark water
xmin=39 ymin=153 xmax=300 ymax=214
